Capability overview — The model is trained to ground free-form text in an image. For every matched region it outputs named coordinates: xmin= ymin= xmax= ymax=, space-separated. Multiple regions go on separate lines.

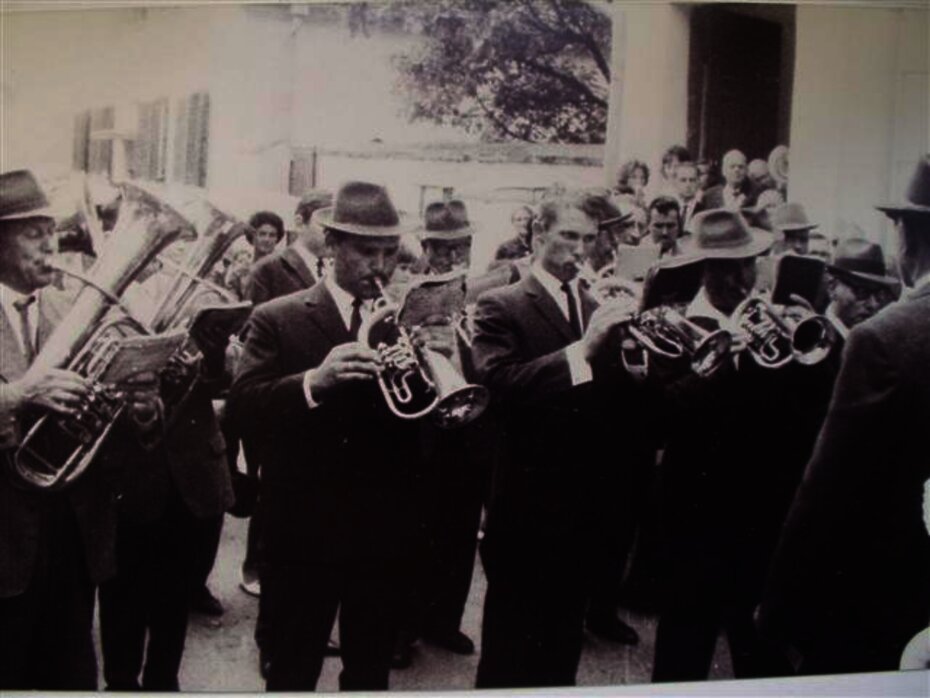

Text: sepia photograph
xmin=0 ymin=0 xmax=928 ymax=695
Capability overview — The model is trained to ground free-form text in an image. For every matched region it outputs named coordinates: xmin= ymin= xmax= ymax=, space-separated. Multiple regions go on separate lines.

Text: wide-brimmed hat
xmin=311 ymin=181 xmax=407 ymax=237
xmin=0 ymin=170 xmax=56 ymax=222
xmin=876 ymin=155 xmax=930 ymax=217
xmin=770 ymin=202 xmax=817 ymax=234
xmin=416 ymin=200 xmax=475 ymax=241
xmin=678 ymin=208 xmax=772 ymax=261
xmin=827 ymin=237 xmax=899 ymax=288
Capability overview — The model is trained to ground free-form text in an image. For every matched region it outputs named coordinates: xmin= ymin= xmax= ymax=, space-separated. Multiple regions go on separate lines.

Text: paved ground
xmin=97 ymin=514 xmax=733 ymax=691
xmin=189 ymin=516 xmax=733 ymax=691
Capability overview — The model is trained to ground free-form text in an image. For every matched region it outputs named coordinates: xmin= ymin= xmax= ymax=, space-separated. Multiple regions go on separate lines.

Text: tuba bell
xmin=13 ymin=182 xmax=194 ymax=491
xmin=733 ymin=295 xmax=834 ymax=369
xmin=359 ymin=279 xmax=489 ymax=428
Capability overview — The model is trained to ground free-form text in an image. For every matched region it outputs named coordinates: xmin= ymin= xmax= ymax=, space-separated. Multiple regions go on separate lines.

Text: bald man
xmin=703 ymin=150 xmax=757 ymax=210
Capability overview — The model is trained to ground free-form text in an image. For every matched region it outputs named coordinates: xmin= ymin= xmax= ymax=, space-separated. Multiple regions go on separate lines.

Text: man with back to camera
xmin=230 ymin=181 xmax=444 ymax=691
xmin=759 ymin=156 xmax=930 ymax=675
xmin=472 ymin=196 xmax=651 ymax=688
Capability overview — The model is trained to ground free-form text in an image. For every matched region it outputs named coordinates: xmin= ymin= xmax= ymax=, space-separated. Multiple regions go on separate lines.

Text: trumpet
xmin=592 ymin=276 xmax=731 ymax=378
xmin=732 ymin=295 xmax=834 ymax=369
xmin=359 ymin=279 xmax=489 ymax=428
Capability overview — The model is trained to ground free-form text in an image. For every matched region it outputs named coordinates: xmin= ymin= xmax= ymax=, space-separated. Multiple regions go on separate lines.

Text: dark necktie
xmin=349 ymin=297 xmax=363 ymax=338
xmin=561 ymin=281 xmax=582 ymax=339
xmin=13 ymin=295 xmax=37 ymax=363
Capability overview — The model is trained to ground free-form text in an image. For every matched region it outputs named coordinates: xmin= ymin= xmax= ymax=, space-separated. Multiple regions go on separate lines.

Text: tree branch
xmin=518 ymin=56 xmax=608 ymax=108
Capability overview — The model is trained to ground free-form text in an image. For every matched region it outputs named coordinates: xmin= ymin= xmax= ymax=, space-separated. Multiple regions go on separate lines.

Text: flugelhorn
xmin=359 ymin=279 xmax=489 ymax=428
xmin=732 ymin=295 xmax=834 ymax=369
xmin=592 ymin=276 xmax=731 ymax=377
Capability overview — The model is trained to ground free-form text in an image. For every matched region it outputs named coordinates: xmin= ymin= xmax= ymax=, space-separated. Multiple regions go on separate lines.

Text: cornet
xmin=359 ymin=279 xmax=489 ymax=428
xmin=732 ymin=295 xmax=834 ymax=369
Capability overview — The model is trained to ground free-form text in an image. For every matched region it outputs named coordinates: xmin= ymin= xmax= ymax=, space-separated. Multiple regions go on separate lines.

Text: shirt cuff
xmin=303 ymin=369 xmax=321 ymax=409
xmin=565 ymin=341 xmax=593 ymax=386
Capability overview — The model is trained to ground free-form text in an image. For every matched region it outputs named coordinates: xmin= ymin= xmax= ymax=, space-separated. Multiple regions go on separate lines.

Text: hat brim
xmin=416 ymin=226 xmax=475 ymax=241
xmin=777 ymin=223 xmax=819 ymax=234
xmin=0 ymin=206 xmax=57 ymax=221
xmin=676 ymin=227 xmax=773 ymax=263
xmin=311 ymin=206 xmax=408 ymax=237
xmin=827 ymin=265 xmax=900 ymax=288
xmin=876 ymin=203 xmax=930 ymax=217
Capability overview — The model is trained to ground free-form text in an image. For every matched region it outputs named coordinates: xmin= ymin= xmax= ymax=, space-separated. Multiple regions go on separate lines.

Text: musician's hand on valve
xmin=8 ymin=368 xmax=90 ymax=416
xmin=583 ymin=297 xmax=638 ymax=362
xmin=307 ymin=342 xmax=381 ymax=401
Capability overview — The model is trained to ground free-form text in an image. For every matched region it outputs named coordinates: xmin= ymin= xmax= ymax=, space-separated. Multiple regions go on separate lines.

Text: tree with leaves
xmin=391 ymin=0 xmax=611 ymax=144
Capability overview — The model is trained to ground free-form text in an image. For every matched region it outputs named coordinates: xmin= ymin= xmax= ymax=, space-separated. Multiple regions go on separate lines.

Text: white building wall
xmin=785 ymin=5 xmax=928 ymax=247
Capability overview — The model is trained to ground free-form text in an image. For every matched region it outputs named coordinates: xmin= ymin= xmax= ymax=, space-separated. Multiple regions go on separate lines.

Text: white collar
xmin=531 ymin=262 xmax=579 ymax=300
xmin=0 ymin=282 xmax=40 ymax=354
xmin=824 ymin=302 xmax=850 ymax=340
xmin=323 ymin=274 xmax=369 ymax=331
xmin=686 ymin=286 xmax=732 ymax=326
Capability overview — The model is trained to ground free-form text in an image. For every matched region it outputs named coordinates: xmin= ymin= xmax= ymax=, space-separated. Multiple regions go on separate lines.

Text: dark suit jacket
xmin=246 ymin=246 xmax=317 ymax=307
xmin=759 ymin=285 xmax=930 ymax=672
xmin=0 ymin=289 xmax=118 ymax=597
xmin=702 ymin=181 xmax=757 ymax=210
xmin=470 ymin=274 xmax=653 ymax=568
xmin=229 ymin=283 xmax=425 ymax=565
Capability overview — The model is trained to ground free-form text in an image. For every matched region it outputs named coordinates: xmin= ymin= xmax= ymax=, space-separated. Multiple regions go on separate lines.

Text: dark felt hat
xmin=311 ymin=181 xmax=407 ymax=237
xmin=877 ymin=155 xmax=930 ymax=217
xmin=416 ymin=200 xmax=475 ymax=241
xmin=678 ymin=208 xmax=772 ymax=261
xmin=0 ymin=170 xmax=56 ymax=222
xmin=827 ymin=237 xmax=899 ymax=288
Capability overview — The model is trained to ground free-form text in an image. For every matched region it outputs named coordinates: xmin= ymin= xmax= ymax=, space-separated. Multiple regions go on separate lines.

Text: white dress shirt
xmin=685 ymin=286 xmax=732 ymax=327
xmin=722 ymin=185 xmax=747 ymax=211
xmin=0 ymin=282 xmax=40 ymax=357
xmin=302 ymin=275 xmax=373 ymax=408
xmin=530 ymin=263 xmax=592 ymax=386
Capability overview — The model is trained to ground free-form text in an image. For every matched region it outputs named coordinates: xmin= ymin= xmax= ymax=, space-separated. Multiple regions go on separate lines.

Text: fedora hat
xmin=678 ymin=208 xmax=772 ymax=261
xmin=877 ymin=155 xmax=930 ymax=217
xmin=770 ymin=202 xmax=817 ymax=234
xmin=416 ymin=199 xmax=475 ymax=241
xmin=0 ymin=170 xmax=56 ymax=222
xmin=827 ymin=237 xmax=899 ymax=288
xmin=311 ymin=181 xmax=407 ymax=237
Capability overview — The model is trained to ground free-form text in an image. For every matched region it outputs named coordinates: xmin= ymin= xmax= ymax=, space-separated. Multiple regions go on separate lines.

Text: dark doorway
xmin=687 ymin=4 xmax=794 ymax=164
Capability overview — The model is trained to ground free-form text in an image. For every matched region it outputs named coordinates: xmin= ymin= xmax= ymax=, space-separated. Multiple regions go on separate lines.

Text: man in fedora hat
xmin=652 ymin=208 xmax=807 ymax=682
xmin=759 ymin=155 xmax=930 ymax=674
xmin=0 ymin=169 xmax=115 ymax=689
xmin=230 ymin=181 xmax=432 ymax=691
xmin=472 ymin=196 xmax=649 ymax=687
xmin=770 ymin=202 xmax=818 ymax=257
xmin=824 ymin=237 xmax=899 ymax=342
xmin=416 ymin=199 xmax=474 ymax=275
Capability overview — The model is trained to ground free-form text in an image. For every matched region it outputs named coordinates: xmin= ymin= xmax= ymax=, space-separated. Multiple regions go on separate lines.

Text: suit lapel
xmin=283 ymin=247 xmax=317 ymax=289
xmin=523 ymin=274 xmax=575 ymax=344
xmin=303 ymin=282 xmax=351 ymax=347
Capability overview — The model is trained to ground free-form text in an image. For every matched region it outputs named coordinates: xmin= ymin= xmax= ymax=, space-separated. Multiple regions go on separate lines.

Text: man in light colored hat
xmin=231 ymin=181 xmax=430 ymax=691
xmin=770 ymin=202 xmax=817 ymax=257
xmin=653 ymin=208 xmax=810 ymax=682
xmin=0 ymin=170 xmax=114 ymax=689
xmin=760 ymin=155 xmax=930 ymax=675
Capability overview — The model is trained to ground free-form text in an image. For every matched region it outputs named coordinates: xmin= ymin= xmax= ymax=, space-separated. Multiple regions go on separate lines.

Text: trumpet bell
xmin=426 ymin=350 xmax=490 ymax=428
xmin=691 ymin=328 xmax=732 ymax=377
xmin=791 ymin=315 xmax=834 ymax=365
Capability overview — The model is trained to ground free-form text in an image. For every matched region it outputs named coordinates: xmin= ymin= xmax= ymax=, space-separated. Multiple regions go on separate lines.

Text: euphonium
xmin=733 ymin=295 xmax=834 ymax=368
xmin=359 ymin=279 xmax=489 ymax=428
xmin=13 ymin=183 xmax=194 ymax=491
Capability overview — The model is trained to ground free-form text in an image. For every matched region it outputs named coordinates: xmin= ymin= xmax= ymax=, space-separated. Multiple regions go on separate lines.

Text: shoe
xmin=190 ymin=586 xmax=224 ymax=617
xmin=239 ymin=569 xmax=260 ymax=597
xmin=421 ymin=628 xmax=475 ymax=655
xmin=586 ymin=613 xmax=639 ymax=645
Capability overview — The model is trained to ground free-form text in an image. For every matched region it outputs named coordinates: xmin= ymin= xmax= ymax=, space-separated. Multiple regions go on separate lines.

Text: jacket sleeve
xmin=471 ymin=292 xmax=574 ymax=405
xmin=228 ymin=304 xmax=307 ymax=433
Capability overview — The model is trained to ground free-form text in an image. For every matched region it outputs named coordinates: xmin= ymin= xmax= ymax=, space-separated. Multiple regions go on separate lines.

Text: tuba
xmin=733 ymin=295 xmax=834 ymax=369
xmin=13 ymin=182 xmax=194 ymax=490
xmin=359 ymin=279 xmax=489 ymax=429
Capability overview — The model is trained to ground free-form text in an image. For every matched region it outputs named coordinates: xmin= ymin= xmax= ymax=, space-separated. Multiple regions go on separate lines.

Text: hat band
xmin=833 ymin=259 xmax=885 ymax=276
